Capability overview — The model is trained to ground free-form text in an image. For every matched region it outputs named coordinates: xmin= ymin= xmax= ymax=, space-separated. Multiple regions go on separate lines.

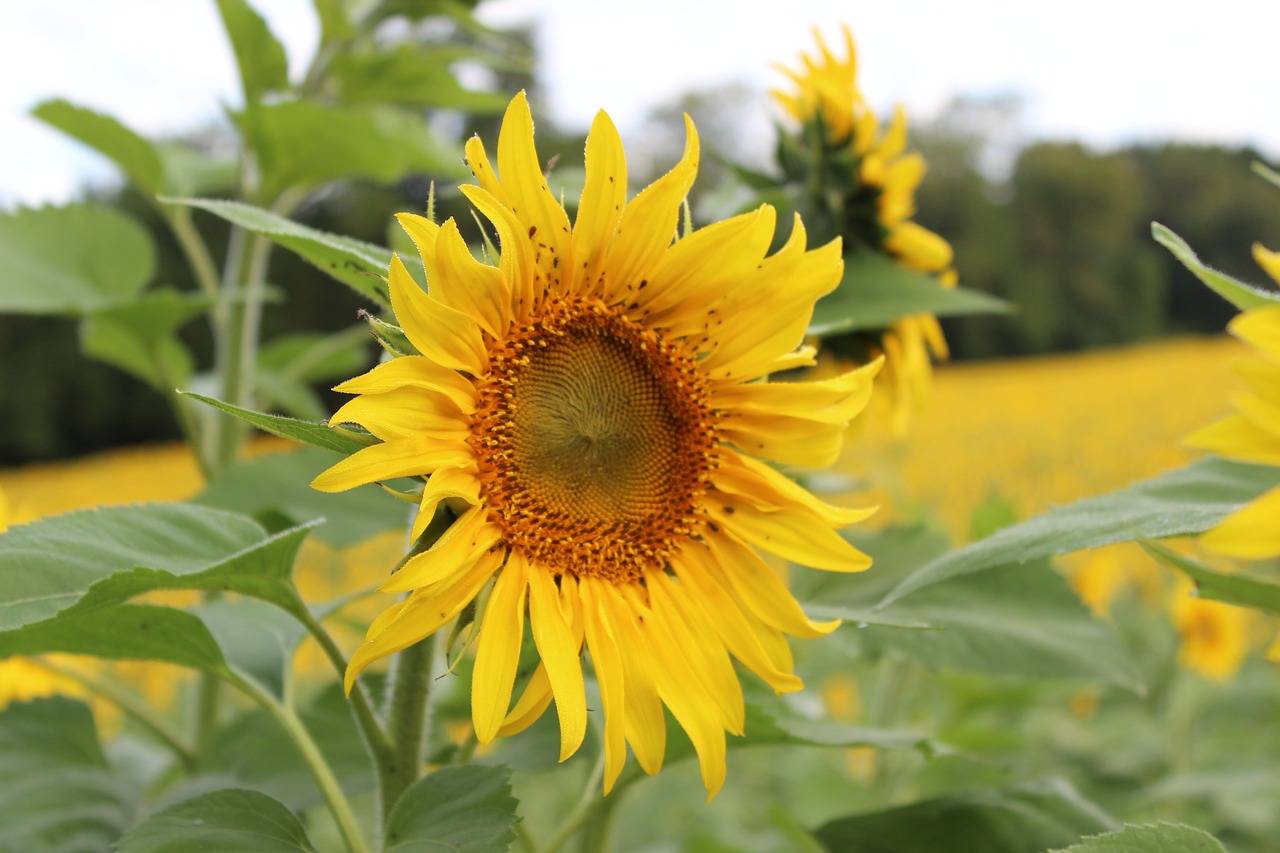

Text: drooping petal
xmin=706 ymin=498 xmax=873 ymax=572
xmin=712 ymin=450 xmax=871 ymax=528
xmin=526 ymin=566 xmax=587 ymax=761
xmin=700 ymin=532 xmax=841 ymax=638
xmin=497 ymin=664 xmax=553 ymax=737
xmin=472 ymin=553 xmax=529 ymax=745
xmin=598 ymin=583 xmax=666 ymax=776
xmin=381 ymin=505 xmax=502 ymax=592
xmin=330 ymin=386 xmax=469 ymax=442
xmin=1186 ymin=414 xmax=1280 ymax=466
xmin=333 ymin=355 xmax=476 ymax=414
xmin=410 ymin=465 xmax=482 ymax=541
xmin=579 ymin=577 xmax=629 ymax=792
xmin=311 ymin=437 xmax=471 ymax=493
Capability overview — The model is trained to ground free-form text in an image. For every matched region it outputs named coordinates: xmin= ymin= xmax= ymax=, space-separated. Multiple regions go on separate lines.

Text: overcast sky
xmin=2 ymin=0 xmax=1277 ymax=207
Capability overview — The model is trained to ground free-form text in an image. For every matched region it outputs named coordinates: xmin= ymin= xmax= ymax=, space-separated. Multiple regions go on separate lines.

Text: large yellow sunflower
xmin=312 ymin=93 xmax=879 ymax=797
xmin=1186 ymin=251 xmax=1280 ymax=559
xmin=774 ymin=25 xmax=954 ymax=433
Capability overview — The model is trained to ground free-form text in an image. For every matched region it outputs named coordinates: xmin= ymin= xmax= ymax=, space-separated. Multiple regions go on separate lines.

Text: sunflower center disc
xmin=473 ymin=300 xmax=716 ymax=582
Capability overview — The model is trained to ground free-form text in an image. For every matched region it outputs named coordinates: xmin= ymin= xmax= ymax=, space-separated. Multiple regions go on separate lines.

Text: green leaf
xmin=183 ymin=392 xmax=371 ymax=456
xmin=814 ymin=779 xmax=1116 ymax=853
xmin=0 ymin=204 xmax=154 ymax=315
xmin=157 ymin=143 xmax=237 ymax=197
xmin=259 ymin=329 xmax=371 ymax=382
xmin=115 ymin=788 xmax=316 ymax=853
xmin=1049 ymin=822 xmax=1227 ymax=853
xmin=194 ymin=598 xmax=307 ymax=699
xmin=1153 ymin=222 xmax=1280 ymax=311
xmin=163 ymin=197 xmax=393 ymax=305
xmin=1140 ymin=539 xmax=1280 ymax=616
xmin=0 ymin=697 xmax=136 ymax=853
xmin=215 ymin=0 xmax=290 ymax=104
xmin=196 ymin=447 xmax=406 ymax=547
xmin=30 ymin=100 xmax=164 ymax=194
xmin=1254 ymin=160 xmax=1280 ymax=191
xmin=0 ymin=502 xmax=313 ymax=631
xmin=385 ymin=765 xmax=518 ymax=853
xmin=809 ymin=251 xmax=1011 ymax=336
xmin=238 ymin=100 xmax=466 ymax=198
xmin=877 ymin=458 xmax=1280 ymax=609
xmin=0 ymin=604 xmax=225 ymax=672
xmin=738 ymin=702 xmax=948 ymax=756
xmin=330 ymin=44 xmax=512 ymax=111
xmin=79 ymin=289 xmax=206 ymax=389
xmin=210 ymin=682 xmax=377 ymax=809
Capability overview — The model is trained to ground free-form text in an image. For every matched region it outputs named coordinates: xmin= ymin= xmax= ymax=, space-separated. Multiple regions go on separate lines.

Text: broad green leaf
xmin=238 ymin=100 xmax=466 ymax=198
xmin=256 ymin=370 xmax=329 ymax=421
xmin=0 ymin=697 xmax=136 ymax=853
xmin=1050 ymin=822 xmax=1227 ymax=853
xmin=0 ymin=604 xmax=225 ymax=672
xmin=259 ymin=329 xmax=372 ymax=382
xmin=877 ymin=458 xmax=1280 ymax=609
xmin=738 ymin=702 xmax=948 ymax=756
xmin=163 ymin=197 xmax=393 ymax=305
xmin=329 ymin=45 xmax=512 ymax=111
xmin=809 ymin=251 xmax=1011 ymax=336
xmin=30 ymin=100 xmax=164 ymax=194
xmin=184 ymin=392 xmax=372 ymax=456
xmin=196 ymin=447 xmax=406 ymax=546
xmin=194 ymin=598 xmax=307 ymax=699
xmin=215 ymin=0 xmax=290 ymax=104
xmin=314 ymin=0 xmax=358 ymax=42
xmin=385 ymin=765 xmax=518 ymax=853
xmin=210 ymin=682 xmax=377 ymax=809
xmin=79 ymin=289 xmax=206 ymax=389
xmin=0 ymin=503 xmax=313 ymax=631
xmin=1153 ymin=222 xmax=1280 ymax=310
xmin=814 ymin=779 xmax=1116 ymax=853
xmin=157 ymin=143 xmax=237 ymax=196
xmin=115 ymin=788 xmax=316 ymax=853
xmin=0 ymin=204 xmax=154 ymax=315
xmin=1141 ymin=540 xmax=1280 ymax=616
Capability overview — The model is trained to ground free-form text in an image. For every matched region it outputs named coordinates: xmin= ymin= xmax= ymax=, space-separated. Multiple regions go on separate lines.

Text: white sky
xmin=2 ymin=0 xmax=1278 ymax=207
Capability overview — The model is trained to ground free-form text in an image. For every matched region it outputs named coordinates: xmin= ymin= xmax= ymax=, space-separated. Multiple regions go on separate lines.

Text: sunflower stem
xmin=228 ymin=669 xmax=370 ymax=853
xmin=380 ymin=632 xmax=435 ymax=821
xmin=544 ymin=743 xmax=607 ymax=853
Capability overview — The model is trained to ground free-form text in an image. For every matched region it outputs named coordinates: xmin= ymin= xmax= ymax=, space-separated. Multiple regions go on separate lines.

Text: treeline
xmin=915 ymin=131 xmax=1280 ymax=358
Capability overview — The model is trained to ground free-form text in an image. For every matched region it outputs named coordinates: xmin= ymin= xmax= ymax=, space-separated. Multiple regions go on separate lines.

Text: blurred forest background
xmin=3 ymin=22 xmax=1277 ymax=465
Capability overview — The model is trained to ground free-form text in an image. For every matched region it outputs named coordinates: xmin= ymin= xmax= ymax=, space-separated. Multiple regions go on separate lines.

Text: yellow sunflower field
xmin=2 ymin=6 xmax=1279 ymax=853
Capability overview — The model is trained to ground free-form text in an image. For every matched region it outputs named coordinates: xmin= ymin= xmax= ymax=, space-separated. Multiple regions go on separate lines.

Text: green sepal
xmin=1152 ymin=221 xmax=1280 ymax=311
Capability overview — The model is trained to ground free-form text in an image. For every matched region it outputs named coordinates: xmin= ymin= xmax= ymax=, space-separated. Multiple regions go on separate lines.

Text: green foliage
xmin=1153 ymin=222 xmax=1280 ymax=310
xmin=79 ymin=289 xmax=206 ymax=390
xmin=813 ymin=779 xmax=1116 ymax=853
xmin=184 ymin=392 xmax=373 ymax=456
xmin=809 ymin=251 xmax=1012 ymax=337
xmin=0 ymin=502 xmax=313 ymax=631
xmin=384 ymin=766 xmax=518 ymax=852
xmin=115 ymin=788 xmax=317 ymax=852
xmin=215 ymin=0 xmax=291 ymax=105
xmin=1049 ymin=822 xmax=1228 ymax=853
xmin=329 ymin=44 xmax=514 ymax=111
xmin=1141 ymin=540 xmax=1280 ymax=616
xmin=30 ymin=100 xmax=164 ymax=195
xmin=0 ymin=204 xmax=154 ymax=315
xmin=878 ymin=458 xmax=1280 ymax=608
xmin=0 ymin=698 xmax=136 ymax=853
xmin=164 ymin=197 xmax=394 ymax=306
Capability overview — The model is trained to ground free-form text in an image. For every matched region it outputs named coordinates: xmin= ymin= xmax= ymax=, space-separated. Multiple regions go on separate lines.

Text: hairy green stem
xmin=229 ymin=670 xmax=370 ymax=853
xmin=544 ymin=747 xmax=608 ymax=853
xmin=380 ymin=633 xmax=435 ymax=821
xmin=32 ymin=659 xmax=197 ymax=773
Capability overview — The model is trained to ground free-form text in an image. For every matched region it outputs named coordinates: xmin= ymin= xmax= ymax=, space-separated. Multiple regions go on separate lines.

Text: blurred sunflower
xmin=314 ymin=93 xmax=879 ymax=797
xmin=1185 ymin=253 xmax=1280 ymax=559
xmin=774 ymin=25 xmax=955 ymax=433
xmin=1170 ymin=580 xmax=1250 ymax=681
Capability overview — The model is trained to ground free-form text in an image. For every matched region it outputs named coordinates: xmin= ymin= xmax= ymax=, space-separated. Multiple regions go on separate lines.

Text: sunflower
xmin=774 ymin=25 xmax=954 ymax=433
xmin=313 ymin=92 xmax=879 ymax=797
xmin=1170 ymin=579 xmax=1250 ymax=681
xmin=1185 ymin=253 xmax=1280 ymax=559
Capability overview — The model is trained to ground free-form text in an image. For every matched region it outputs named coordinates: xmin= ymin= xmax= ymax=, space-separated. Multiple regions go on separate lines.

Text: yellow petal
xmin=1186 ymin=414 xmax=1280 ymax=466
xmin=410 ymin=466 xmax=482 ymax=541
xmin=389 ymin=254 xmax=487 ymax=375
xmin=712 ymin=450 xmax=872 ymax=528
xmin=310 ymin=437 xmax=471 ymax=493
xmin=497 ymin=664 xmax=553 ymax=737
xmin=396 ymin=212 xmax=441 ymax=275
xmin=1230 ymin=304 xmax=1280 ymax=363
xmin=381 ymin=505 xmax=501 ymax=592
xmin=1252 ymin=243 xmax=1280 ymax=288
xmin=719 ymin=412 xmax=846 ymax=468
xmin=527 ymin=566 xmax=587 ymax=761
xmin=460 ymin=184 xmax=537 ymax=319
xmin=463 ymin=132 xmax=509 ymax=207
xmin=886 ymin=222 xmax=953 ymax=273
xmin=329 ymin=386 xmax=469 ymax=442
xmin=712 ymin=362 xmax=877 ymax=424
xmin=669 ymin=545 xmax=803 ymax=693
xmin=472 ymin=554 xmax=529 ymax=745
xmin=345 ymin=549 xmax=501 ymax=692
xmin=573 ymin=110 xmax=628 ymax=294
xmin=699 ymin=532 xmax=840 ymax=638
xmin=412 ymin=216 xmax=512 ymax=339
xmin=707 ymin=498 xmax=873 ymax=573
xmin=1201 ymin=485 xmax=1280 ymax=559
xmin=599 ymin=583 xmax=666 ymax=776
xmin=333 ymin=355 xmax=476 ymax=414
xmin=496 ymin=91 xmax=575 ymax=293
xmin=579 ymin=578 xmax=629 ymax=792
xmin=600 ymin=116 xmax=699 ymax=304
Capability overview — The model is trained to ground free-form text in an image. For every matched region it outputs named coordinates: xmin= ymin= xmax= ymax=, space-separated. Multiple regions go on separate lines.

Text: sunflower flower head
xmin=1170 ymin=581 xmax=1251 ymax=681
xmin=773 ymin=25 xmax=956 ymax=434
xmin=1185 ymin=297 xmax=1280 ymax=559
xmin=314 ymin=92 xmax=880 ymax=798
